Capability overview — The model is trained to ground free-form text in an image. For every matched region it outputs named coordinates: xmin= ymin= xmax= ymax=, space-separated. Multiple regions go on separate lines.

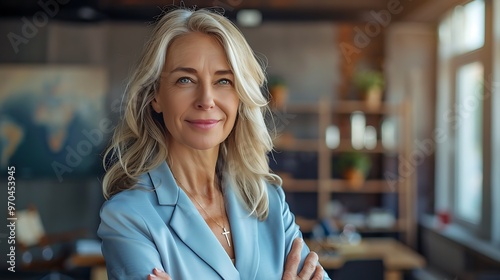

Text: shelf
xmin=280 ymin=177 xmax=318 ymax=192
xmin=356 ymin=226 xmax=404 ymax=233
xmin=332 ymin=101 xmax=403 ymax=114
xmin=271 ymin=99 xmax=415 ymax=245
xmin=326 ymin=179 xmax=398 ymax=193
xmin=280 ymin=178 xmax=398 ymax=193
xmin=328 ymin=139 xmax=398 ymax=153
xmin=274 ymin=138 xmax=319 ymax=152
xmin=336 ymin=221 xmax=406 ymax=233
xmin=278 ymin=101 xmax=403 ymax=114
xmin=275 ymin=139 xmax=399 ymax=153
xmin=280 ymin=103 xmax=320 ymax=114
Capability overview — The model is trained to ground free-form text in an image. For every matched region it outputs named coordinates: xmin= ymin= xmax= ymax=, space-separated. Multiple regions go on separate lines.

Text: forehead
xmin=163 ymin=32 xmax=230 ymax=71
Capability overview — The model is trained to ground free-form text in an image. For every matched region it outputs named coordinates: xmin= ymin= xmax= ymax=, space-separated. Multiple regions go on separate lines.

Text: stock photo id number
xmin=6 ymin=166 xmax=16 ymax=272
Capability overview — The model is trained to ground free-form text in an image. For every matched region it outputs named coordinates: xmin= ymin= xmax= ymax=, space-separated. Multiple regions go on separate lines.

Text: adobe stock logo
xmin=51 ymin=119 xmax=114 ymax=182
xmin=50 ymin=98 xmax=125 ymax=182
xmin=7 ymin=0 xmax=70 ymax=54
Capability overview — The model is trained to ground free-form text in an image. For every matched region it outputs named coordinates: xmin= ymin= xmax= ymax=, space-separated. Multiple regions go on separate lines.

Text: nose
xmin=195 ymin=82 xmax=215 ymax=110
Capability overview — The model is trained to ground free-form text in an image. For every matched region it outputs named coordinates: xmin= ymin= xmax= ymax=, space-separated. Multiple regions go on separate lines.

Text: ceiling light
xmin=237 ymin=9 xmax=262 ymax=27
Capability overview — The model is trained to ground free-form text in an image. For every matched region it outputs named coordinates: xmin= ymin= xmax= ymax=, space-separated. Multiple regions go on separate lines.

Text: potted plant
xmin=337 ymin=152 xmax=372 ymax=189
xmin=268 ymin=75 xmax=288 ymax=110
xmin=354 ymin=70 xmax=384 ymax=110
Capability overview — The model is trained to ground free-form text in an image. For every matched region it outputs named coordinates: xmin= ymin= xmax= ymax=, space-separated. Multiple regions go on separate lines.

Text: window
xmin=436 ymin=0 xmax=497 ymax=241
xmin=455 ymin=62 xmax=483 ymax=224
xmin=492 ymin=0 xmax=500 ymax=247
xmin=453 ymin=0 xmax=485 ymax=53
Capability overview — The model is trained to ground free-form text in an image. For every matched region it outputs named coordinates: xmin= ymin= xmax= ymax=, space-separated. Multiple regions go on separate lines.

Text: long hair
xmin=102 ymin=8 xmax=281 ymax=220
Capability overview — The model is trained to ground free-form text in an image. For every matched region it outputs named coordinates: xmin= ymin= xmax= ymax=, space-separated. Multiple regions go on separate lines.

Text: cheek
xmin=158 ymin=98 xmax=184 ymax=131
xmin=163 ymin=108 xmax=184 ymax=130
xmin=161 ymin=94 xmax=190 ymax=117
xmin=224 ymin=95 xmax=240 ymax=120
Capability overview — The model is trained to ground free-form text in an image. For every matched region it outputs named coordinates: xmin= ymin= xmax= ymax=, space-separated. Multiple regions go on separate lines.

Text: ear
xmin=151 ymin=96 xmax=162 ymax=113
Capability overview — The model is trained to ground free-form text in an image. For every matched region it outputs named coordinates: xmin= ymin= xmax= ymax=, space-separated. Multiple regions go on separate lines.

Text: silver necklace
xmin=177 ymin=180 xmax=231 ymax=247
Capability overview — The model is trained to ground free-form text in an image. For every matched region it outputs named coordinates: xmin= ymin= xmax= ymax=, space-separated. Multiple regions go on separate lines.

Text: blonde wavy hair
xmin=102 ymin=8 xmax=281 ymax=220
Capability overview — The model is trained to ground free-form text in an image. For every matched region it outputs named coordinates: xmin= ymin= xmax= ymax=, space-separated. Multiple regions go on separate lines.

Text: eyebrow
xmin=170 ymin=67 xmax=233 ymax=76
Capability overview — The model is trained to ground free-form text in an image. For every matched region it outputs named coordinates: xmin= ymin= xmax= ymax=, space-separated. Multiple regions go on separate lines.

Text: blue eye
xmin=217 ymin=79 xmax=232 ymax=85
xmin=177 ymin=77 xmax=192 ymax=84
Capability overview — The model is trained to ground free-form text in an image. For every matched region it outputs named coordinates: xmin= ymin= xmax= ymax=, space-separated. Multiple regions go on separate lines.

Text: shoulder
xmin=100 ymin=174 xmax=156 ymax=217
xmin=98 ymin=178 xmax=160 ymax=241
xmin=266 ymin=182 xmax=286 ymax=202
xmin=265 ymin=182 xmax=288 ymax=216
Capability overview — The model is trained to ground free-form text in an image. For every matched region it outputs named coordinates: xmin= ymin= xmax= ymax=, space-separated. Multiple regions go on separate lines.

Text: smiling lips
xmin=186 ymin=119 xmax=220 ymax=129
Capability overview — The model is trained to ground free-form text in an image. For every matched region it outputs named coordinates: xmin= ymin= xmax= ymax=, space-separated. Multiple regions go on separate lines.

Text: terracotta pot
xmin=343 ymin=168 xmax=365 ymax=190
xmin=364 ymin=87 xmax=382 ymax=110
xmin=270 ymin=85 xmax=288 ymax=110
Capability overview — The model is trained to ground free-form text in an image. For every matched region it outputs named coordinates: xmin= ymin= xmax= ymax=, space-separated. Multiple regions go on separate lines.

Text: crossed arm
xmin=99 ymin=187 xmax=330 ymax=279
xmin=148 ymin=237 xmax=324 ymax=280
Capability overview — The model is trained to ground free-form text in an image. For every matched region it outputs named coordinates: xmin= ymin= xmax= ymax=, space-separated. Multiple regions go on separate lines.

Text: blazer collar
xmin=147 ymin=161 xmax=179 ymax=205
xmin=147 ymin=161 xmax=243 ymax=279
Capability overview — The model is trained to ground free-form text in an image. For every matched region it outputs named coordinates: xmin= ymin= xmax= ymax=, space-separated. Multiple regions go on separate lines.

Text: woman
xmin=98 ymin=7 xmax=330 ymax=280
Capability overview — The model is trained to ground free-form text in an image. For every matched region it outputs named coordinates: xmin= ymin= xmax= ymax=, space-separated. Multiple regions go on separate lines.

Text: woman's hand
xmin=147 ymin=268 xmax=172 ymax=280
xmin=282 ymin=238 xmax=324 ymax=280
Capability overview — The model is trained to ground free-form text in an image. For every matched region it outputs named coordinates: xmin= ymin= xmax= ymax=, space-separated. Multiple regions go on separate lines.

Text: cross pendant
xmin=221 ymin=227 xmax=231 ymax=247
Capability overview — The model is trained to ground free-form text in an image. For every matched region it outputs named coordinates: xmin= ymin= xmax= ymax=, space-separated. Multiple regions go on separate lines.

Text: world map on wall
xmin=0 ymin=66 xmax=108 ymax=180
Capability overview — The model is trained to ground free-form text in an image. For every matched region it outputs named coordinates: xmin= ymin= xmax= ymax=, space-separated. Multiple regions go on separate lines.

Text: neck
xmin=167 ymin=141 xmax=220 ymax=200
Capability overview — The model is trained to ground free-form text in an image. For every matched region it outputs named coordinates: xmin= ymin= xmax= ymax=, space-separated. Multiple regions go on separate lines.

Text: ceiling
xmin=0 ymin=0 xmax=460 ymax=22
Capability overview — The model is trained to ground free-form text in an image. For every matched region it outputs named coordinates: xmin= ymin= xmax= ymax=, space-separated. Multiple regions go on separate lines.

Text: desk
xmin=308 ymin=238 xmax=426 ymax=280
xmin=67 ymin=254 xmax=107 ymax=280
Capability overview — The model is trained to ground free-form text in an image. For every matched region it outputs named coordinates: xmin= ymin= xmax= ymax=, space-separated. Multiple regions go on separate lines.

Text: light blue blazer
xmin=98 ymin=162 xmax=331 ymax=280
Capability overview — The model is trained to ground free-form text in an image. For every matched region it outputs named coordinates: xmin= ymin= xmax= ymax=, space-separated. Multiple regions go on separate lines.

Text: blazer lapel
xmin=150 ymin=162 xmax=239 ymax=279
xmin=224 ymin=181 xmax=260 ymax=279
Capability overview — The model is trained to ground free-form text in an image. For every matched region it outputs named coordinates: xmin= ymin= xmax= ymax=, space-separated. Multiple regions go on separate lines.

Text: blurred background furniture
xmin=308 ymin=238 xmax=425 ymax=280
xmin=274 ymin=99 xmax=415 ymax=246
xmin=15 ymin=206 xmax=94 ymax=279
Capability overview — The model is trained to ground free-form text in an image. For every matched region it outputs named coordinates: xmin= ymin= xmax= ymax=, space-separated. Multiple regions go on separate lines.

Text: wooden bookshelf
xmin=274 ymin=99 xmax=416 ymax=246
xmin=326 ymin=179 xmax=398 ymax=193
xmin=274 ymin=138 xmax=319 ymax=152
xmin=280 ymin=177 xmax=319 ymax=192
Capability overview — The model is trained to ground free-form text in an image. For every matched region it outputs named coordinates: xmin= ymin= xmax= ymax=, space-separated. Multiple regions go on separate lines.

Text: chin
xmin=185 ymin=139 xmax=222 ymax=151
